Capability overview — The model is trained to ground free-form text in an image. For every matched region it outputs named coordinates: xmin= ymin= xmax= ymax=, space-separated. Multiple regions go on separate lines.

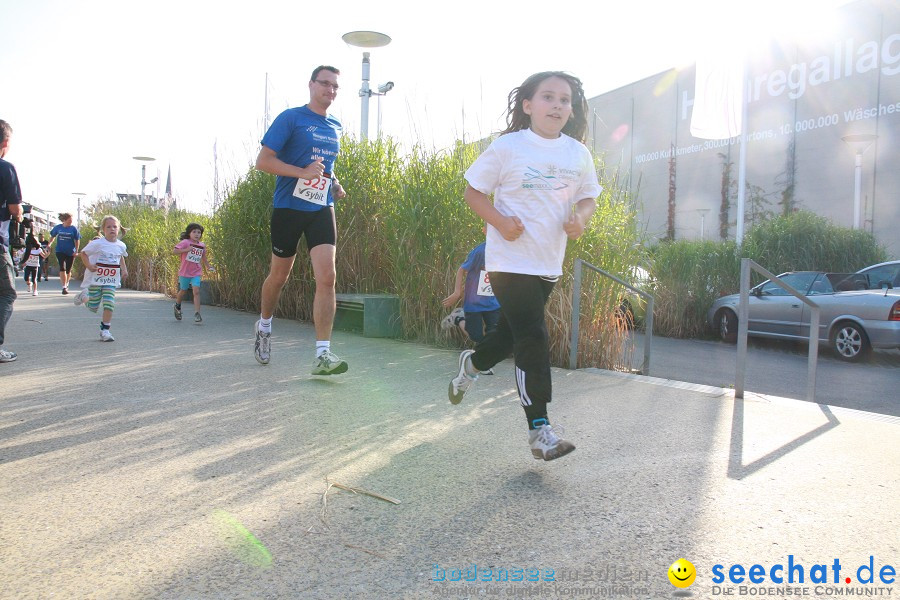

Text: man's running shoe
xmin=74 ymin=289 xmax=88 ymax=306
xmin=254 ymin=320 xmax=271 ymax=365
xmin=440 ymin=307 xmax=464 ymax=331
xmin=448 ymin=349 xmax=478 ymax=405
xmin=0 ymin=348 xmax=17 ymax=362
xmin=312 ymin=350 xmax=348 ymax=375
xmin=174 ymin=304 xmax=182 ymax=320
xmin=194 ymin=312 xmax=202 ymax=323
xmin=528 ymin=423 xmax=575 ymax=461
xmin=62 ymin=287 xmax=68 ymax=295
xmin=100 ymin=329 xmax=115 ymax=342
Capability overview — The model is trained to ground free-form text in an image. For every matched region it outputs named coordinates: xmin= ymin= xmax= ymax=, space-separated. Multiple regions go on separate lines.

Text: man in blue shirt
xmin=49 ymin=212 xmax=81 ymax=295
xmin=253 ymin=65 xmax=349 ymax=375
xmin=0 ymin=119 xmax=23 ymax=363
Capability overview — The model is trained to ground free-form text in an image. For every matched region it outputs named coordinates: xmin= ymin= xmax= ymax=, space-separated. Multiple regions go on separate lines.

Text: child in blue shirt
xmin=441 ymin=241 xmax=501 ymax=344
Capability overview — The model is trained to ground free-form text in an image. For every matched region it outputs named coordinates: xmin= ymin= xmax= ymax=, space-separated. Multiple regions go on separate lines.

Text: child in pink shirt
xmin=172 ymin=223 xmax=213 ymax=323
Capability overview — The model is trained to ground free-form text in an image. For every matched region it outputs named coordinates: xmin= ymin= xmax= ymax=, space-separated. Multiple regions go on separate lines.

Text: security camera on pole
xmin=341 ymin=31 xmax=392 ymax=141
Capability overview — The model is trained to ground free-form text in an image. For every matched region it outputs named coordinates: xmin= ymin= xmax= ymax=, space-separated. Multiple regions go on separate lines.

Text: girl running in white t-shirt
xmin=448 ymin=71 xmax=602 ymax=461
xmin=74 ymin=215 xmax=128 ymax=342
xmin=22 ymin=232 xmax=48 ymax=296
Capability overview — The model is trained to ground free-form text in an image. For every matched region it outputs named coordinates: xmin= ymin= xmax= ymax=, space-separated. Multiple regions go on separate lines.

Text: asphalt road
xmin=623 ymin=332 xmax=900 ymax=416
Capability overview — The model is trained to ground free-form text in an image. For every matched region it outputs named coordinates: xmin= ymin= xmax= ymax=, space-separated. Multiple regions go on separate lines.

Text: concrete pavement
xmin=1 ymin=278 xmax=898 ymax=599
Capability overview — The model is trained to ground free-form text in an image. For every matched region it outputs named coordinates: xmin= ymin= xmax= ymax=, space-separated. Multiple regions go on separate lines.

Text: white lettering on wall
xmin=682 ymin=33 xmax=900 ymax=118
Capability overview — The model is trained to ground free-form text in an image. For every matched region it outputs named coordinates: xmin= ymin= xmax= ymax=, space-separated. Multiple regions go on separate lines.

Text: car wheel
xmin=830 ymin=321 xmax=871 ymax=362
xmin=716 ymin=308 xmax=737 ymax=343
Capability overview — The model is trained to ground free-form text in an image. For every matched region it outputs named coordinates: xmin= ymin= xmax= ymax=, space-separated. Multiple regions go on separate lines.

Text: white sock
xmin=316 ymin=341 xmax=330 ymax=358
xmin=464 ymin=355 xmax=479 ymax=377
xmin=259 ymin=316 xmax=272 ymax=333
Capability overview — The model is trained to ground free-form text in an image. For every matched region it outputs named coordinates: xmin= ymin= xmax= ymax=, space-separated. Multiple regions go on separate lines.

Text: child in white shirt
xmin=448 ymin=71 xmax=602 ymax=461
xmin=75 ymin=215 xmax=129 ymax=341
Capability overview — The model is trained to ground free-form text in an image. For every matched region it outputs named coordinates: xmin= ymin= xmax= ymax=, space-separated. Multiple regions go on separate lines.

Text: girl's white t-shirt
xmin=464 ymin=129 xmax=602 ymax=277
xmin=80 ymin=237 xmax=128 ymax=288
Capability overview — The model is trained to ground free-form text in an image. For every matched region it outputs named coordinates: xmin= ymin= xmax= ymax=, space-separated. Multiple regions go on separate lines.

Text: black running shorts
xmin=56 ymin=253 xmax=75 ymax=273
xmin=270 ymin=207 xmax=336 ymax=258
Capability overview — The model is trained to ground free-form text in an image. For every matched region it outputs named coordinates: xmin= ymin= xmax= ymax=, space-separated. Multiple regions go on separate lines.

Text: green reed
xmin=92 ymin=137 xmax=648 ymax=371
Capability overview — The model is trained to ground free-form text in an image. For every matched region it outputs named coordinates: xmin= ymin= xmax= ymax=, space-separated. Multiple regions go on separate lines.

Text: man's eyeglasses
xmin=314 ymin=80 xmax=339 ymax=91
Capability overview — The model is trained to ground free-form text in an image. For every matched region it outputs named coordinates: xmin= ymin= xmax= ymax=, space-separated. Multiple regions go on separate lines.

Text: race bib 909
xmin=92 ymin=263 xmax=120 ymax=287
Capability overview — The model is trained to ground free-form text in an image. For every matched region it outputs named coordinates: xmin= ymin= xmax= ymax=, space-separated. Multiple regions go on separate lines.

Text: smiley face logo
xmin=668 ymin=558 xmax=696 ymax=588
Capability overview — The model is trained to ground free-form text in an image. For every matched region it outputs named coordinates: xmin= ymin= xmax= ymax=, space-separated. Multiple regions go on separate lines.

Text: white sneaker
xmin=74 ymin=289 xmax=88 ymax=306
xmin=0 ymin=348 xmax=17 ymax=362
xmin=441 ymin=307 xmax=465 ymax=331
xmin=528 ymin=423 xmax=576 ymax=461
xmin=100 ymin=329 xmax=115 ymax=342
xmin=448 ymin=349 xmax=478 ymax=405
xmin=312 ymin=349 xmax=349 ymax=375
xmin=254 ymin=320 xmax=271 ymax=365
xmin=32 ymin=290 xmax=38 ymax=296
xmin=26 ymin=283 xmax=32 ymax=293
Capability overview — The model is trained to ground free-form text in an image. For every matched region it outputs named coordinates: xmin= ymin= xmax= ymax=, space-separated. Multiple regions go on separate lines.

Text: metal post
xmin=735 ymin=258 xmax=751 ymax=398
xmin=360 ymin=52 xmax=371 ymax=141
xmin=734 ymin=259 xmax=819 ymax=403
xmin=853 ymin=151 xmax=862 ymax=229
xmin=569 ymin=259 xmax=583 ymax=370
xmin=735 ymin=65 xmax=749 ymax=247
xmin=642 ymin=296 xmax=653 ymax=376
xmin=140 ymin=164 xmax=146 ymax=203
xmin=807 ymin=306 xmax=819 ymax=403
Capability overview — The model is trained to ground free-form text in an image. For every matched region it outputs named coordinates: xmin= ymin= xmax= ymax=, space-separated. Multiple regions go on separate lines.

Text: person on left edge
xmin=49 ymin=212 xmax=81 ymax=295
xmin=253 ymin=65 xmax=349 ymax=376
xmin=0 ymin=119 xmax=23 ymax=363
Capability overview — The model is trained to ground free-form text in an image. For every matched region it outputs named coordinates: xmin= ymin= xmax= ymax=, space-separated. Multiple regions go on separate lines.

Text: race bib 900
xmin=292 ymin=176 xmax=332 ymax=206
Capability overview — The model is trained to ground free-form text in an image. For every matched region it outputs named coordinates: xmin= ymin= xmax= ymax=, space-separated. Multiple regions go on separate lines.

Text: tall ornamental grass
xmin=209 ymin=137 xmax=647 ymax=371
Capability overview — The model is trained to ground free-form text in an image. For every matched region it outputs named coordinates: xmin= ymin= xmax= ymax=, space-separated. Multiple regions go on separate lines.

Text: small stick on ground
xmin=329 ymin=481 xmax=401 ymax=505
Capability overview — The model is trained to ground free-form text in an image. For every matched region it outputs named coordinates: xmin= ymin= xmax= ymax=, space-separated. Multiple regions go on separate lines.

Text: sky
xmin=1 ymin=0 xmax=853 ymax=219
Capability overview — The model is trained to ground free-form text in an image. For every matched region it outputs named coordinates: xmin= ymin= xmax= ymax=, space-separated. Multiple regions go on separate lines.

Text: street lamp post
xmin=840 ymin=134 xmax=878 ymax=230
xmin=132 ymin=156 xmax=157 ymax=204
xmin=696 ymin=208 xmax=710 ymax=240
xmin=71 ymin=192 xmax=86 ymax=227
xmin=341 ymin=31 xmax=392 ymax=141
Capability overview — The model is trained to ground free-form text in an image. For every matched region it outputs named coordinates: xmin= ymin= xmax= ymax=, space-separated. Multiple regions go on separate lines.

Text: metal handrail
xmin=569 ymin=258 xmax=655 ymax=375
xmin=736 ymin=259 xmax=819 ymax=402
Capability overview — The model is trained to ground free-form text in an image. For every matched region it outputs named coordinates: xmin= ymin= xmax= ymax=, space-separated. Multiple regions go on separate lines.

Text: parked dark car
xmin=707 ymin=271 xmax=900 ymax=362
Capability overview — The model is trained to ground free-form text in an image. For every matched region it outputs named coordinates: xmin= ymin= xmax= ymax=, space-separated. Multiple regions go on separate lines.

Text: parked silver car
xmin=707 ymin=271 xmax=900 ymax=362
xmin=857 ymin=260 xmax=900 ymax=289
